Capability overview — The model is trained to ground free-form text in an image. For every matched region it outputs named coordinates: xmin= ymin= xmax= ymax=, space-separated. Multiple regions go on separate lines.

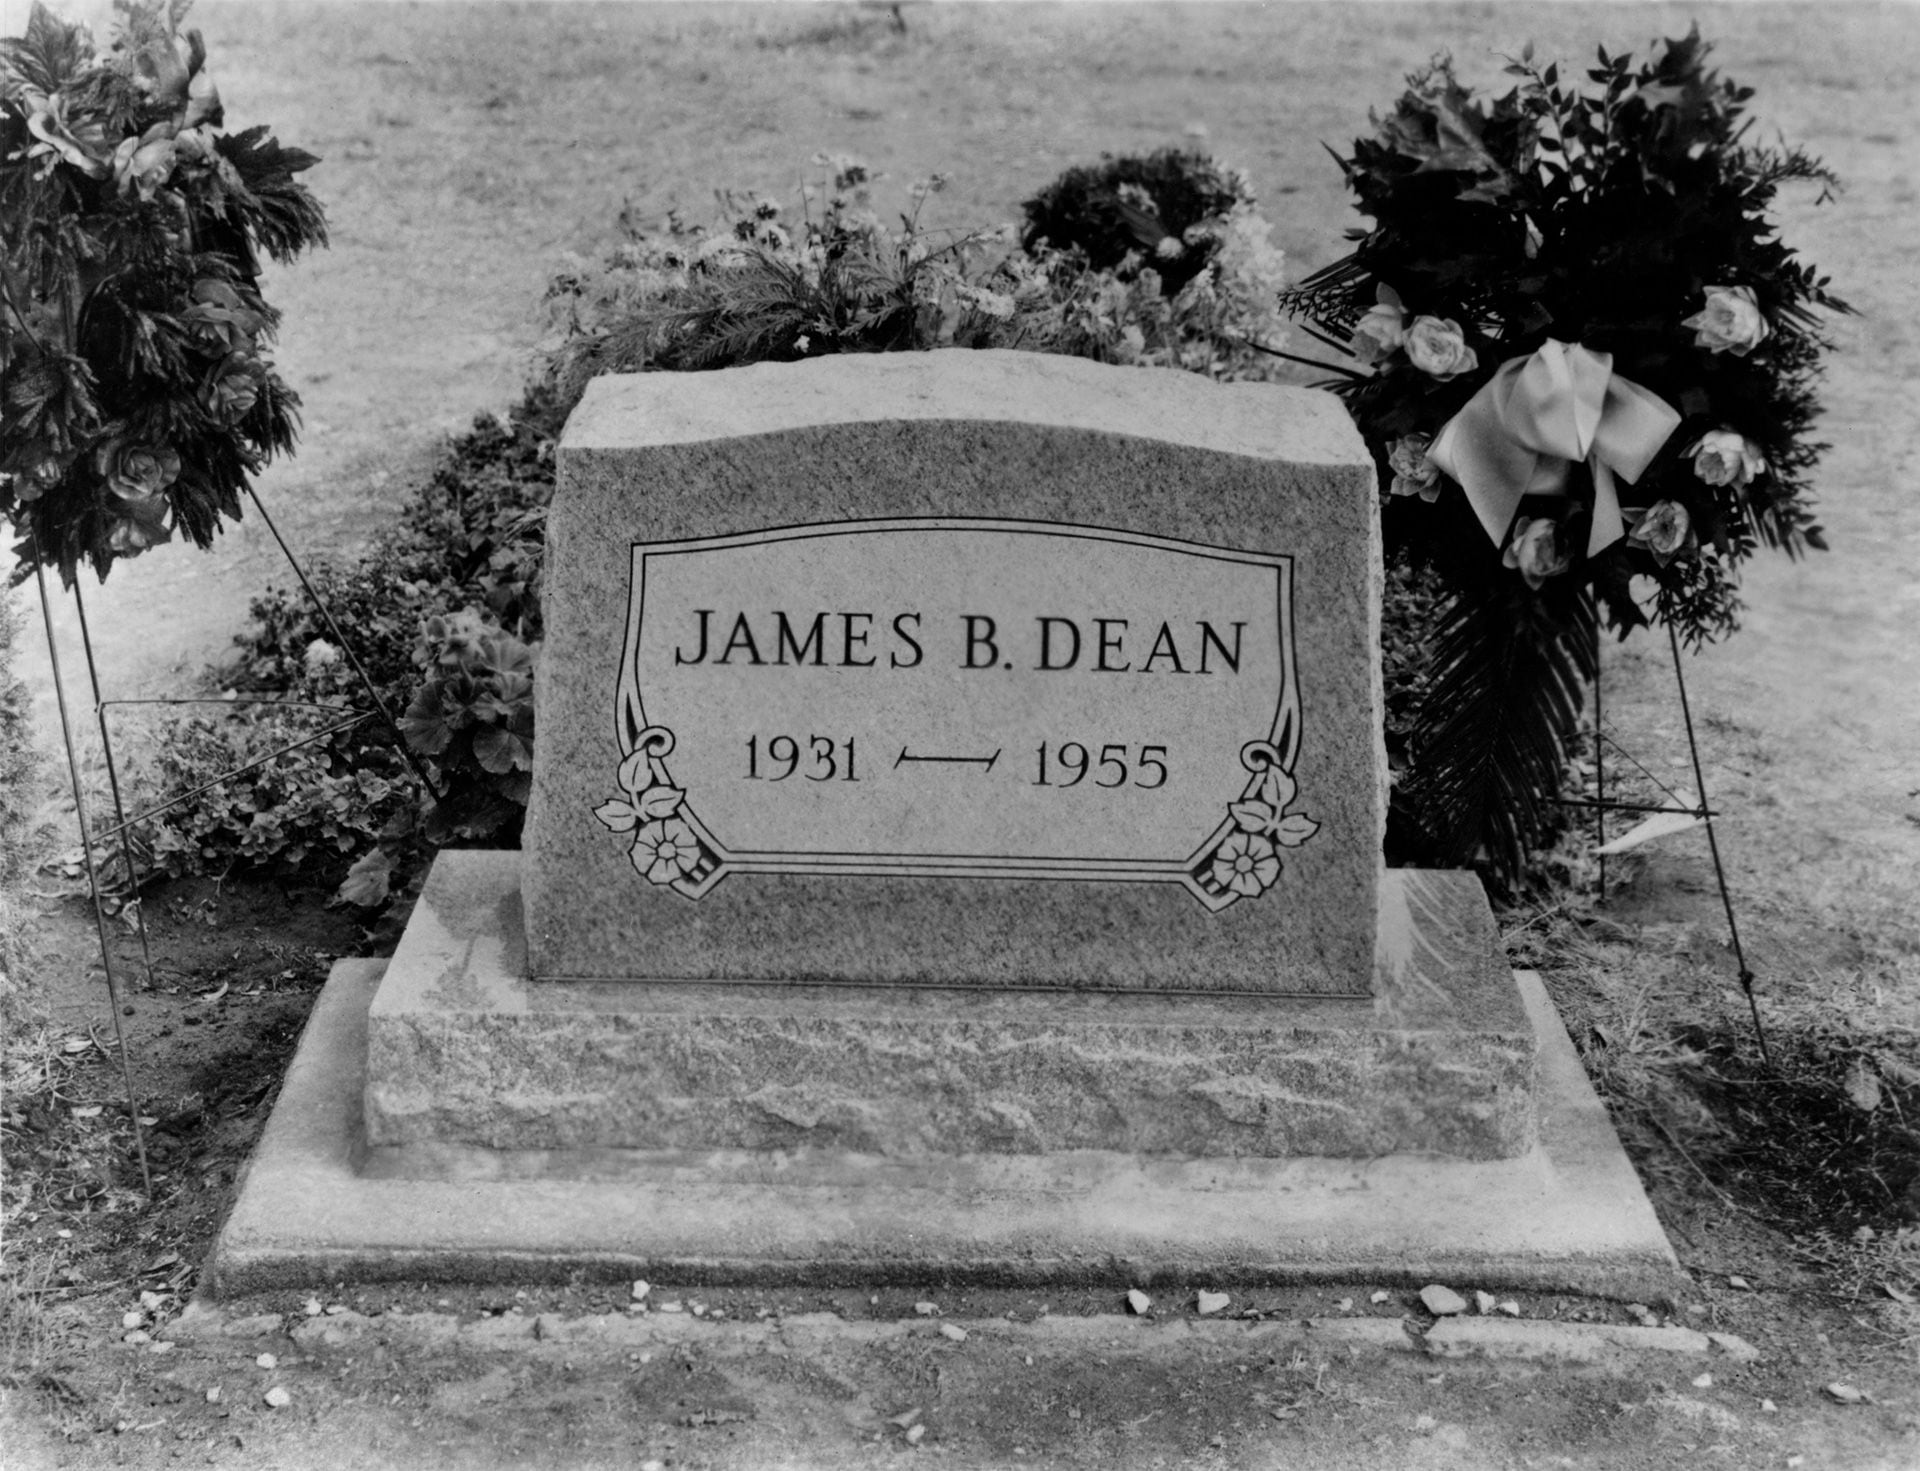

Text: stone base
xmin=207 ymin=956 xmax=1680 ymax=1298
xmin=364 ymin=854 xmax=1536 ymax=1161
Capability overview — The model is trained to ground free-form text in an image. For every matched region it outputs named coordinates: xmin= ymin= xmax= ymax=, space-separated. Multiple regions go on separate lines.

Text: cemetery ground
xmin=3 ymin=1 xmax=1919 ymax=1466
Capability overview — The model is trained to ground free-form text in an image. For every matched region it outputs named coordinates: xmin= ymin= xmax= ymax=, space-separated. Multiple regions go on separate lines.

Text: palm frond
xmin=1403 ymin=577 xmax=1596 ymax=888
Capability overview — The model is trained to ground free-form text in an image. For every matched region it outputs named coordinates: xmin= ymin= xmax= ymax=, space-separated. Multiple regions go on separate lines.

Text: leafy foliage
xmin=543 ymin=153 xmax=1290 ymax=416
xmin=118 ymin=704 xmax=409 ymax=880
xmin=115 ymin=397 xmax=555 ymax=886
xmin=0 ymin=0 xmax=325 ymax=585
xmin=397 ymin=610 xmax=536 ymax=846
xmin=1280 ymin=30 xmax=1849 ymax=879
xmin=150 ymin=153 xmax=1293 ymax=869
xmin=1019 ymin=147 xmax=1258 ymax=296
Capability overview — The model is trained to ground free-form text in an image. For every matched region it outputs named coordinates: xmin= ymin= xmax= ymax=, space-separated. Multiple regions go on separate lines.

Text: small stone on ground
xmin=1420 ymin=1285 xmax=1469 ymax=1316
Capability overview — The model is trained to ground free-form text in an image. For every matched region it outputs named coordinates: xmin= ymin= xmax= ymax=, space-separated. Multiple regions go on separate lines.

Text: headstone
xmin=524 ymin=349 xmax=1384 ymax=995
xmin=364 ymin=351 xmax=1536 ymax=1165
xmin=214 ymin=349 xmax=1684 ymax=1300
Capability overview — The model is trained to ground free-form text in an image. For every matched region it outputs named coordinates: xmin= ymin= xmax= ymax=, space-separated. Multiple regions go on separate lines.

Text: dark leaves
xmin=0 ymin=3 xmax=93 ymax=96
xmin=1 ymin=3 xmax=327 ymax=585
xmin=1282 ymin=28 xmax=1844 ymax=883
xmin=401 ymin=611 xmax=538 ymax=844
xmin=213 ymin=127 xmax=327 ymax=262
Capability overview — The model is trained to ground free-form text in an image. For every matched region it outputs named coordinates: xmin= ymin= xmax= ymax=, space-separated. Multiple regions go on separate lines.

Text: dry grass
xmin=1518 ymin=900 xmax=1920 ymax=1282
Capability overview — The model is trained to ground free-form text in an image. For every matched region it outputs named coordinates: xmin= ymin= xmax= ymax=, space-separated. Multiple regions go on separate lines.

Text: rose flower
xmin=94 ymin=438 xmax=182 ymax=504
xmin=1683 ymin=285 xmax=1772 ymax=356
xmin=1403 ymin=315 xmax=1479 ymax=380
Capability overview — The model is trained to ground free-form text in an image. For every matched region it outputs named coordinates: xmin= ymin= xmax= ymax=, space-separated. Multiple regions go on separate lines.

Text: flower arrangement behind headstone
xmin=1280 ymin=28 xmax=1849 ymax=881
xmin=1 ymin=0 xmax=325 ymax=586
xmin=541 ymin=151 xmax=1290 ymax=420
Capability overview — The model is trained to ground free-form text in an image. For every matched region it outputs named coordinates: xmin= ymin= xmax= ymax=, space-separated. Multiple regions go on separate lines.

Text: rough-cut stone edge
xmin=205 ymin=953 xmax=1680 ymax=1299
xmin=559 ymin=350 xmax=1361 ymax=464
xmin=363 ymin=853 xmax=1534 ymax=1160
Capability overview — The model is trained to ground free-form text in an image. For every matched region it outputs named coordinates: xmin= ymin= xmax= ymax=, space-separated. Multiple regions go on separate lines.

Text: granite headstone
xmin=524 ymin=349 xmax=1384 ymax=996
xmin=364 ymin=350 xmax=1536 ymax=1163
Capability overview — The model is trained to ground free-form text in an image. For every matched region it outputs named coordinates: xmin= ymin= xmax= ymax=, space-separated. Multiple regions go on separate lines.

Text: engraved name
xmin=671 ymin=611 xmax=1246 ymax=674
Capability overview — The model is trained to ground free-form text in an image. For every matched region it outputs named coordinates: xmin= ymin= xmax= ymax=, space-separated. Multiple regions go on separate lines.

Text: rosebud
xmin=1387 ymin=435 xmax=1442 ymax=501
xmin=1626 ymin=501 xmax=1694 ymax=565
xmin=1502 ymin=516 xmax=1571 ymax=589
xmin=1689 ymin=431 xmax=1766 ymax=490
xmin=1350 ymin=301 xmax=1408 ymax=365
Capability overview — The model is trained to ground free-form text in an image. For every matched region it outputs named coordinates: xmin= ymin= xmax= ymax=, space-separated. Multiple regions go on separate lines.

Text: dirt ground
xmin=4 ymin=2 xmax=1919 ymax=1468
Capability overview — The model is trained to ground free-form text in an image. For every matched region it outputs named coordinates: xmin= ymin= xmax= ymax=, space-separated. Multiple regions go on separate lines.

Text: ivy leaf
xmin=397 ymin=684 xmax=453 ymax=756
xmin=331 ymin=847 xmax=393 ymax=909
xmin=638 ymin=786 xmax=685 ymax=820
xmin=472 ymin=725 xmax=532 ymax=775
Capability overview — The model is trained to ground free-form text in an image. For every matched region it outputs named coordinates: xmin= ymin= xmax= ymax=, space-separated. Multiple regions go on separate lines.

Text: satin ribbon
xmin=1427 ymin=340 xmax=1681 ymax=557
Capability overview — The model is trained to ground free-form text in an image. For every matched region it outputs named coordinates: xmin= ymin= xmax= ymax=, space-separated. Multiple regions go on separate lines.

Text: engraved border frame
xmin=608 ymin=517 xmax=1305 ymax=911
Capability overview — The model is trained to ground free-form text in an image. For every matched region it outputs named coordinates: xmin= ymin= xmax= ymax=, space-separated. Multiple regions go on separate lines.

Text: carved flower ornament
xmin=1196 ymin=740 xmax=1319 ymax=906
xmin=592 ymin=726 xmax=716 ymax=889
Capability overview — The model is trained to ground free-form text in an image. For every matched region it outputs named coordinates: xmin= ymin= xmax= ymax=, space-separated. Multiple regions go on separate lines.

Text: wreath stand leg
xmin=25 ymin=485 xmax=447 ymax=1210
xmin=1668 ymin=622 xmax=1772 ymax=1067
xmin=30 ymin=537 xmax=153 ymax=1200
xmin=1563 ymin=626 xmax=1771 ymax=1065
xmin=72 ymin=580 xmax=161 ymax=1002
xmin=1593 ymin=621 xmax=1607 ymax=902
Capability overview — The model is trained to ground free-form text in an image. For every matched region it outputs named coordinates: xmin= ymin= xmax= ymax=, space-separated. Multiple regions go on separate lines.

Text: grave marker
xmin=525 ymin=349 xmax=1385 ymax=994
xmin=213 ymin=350 xmax=1680 ymax=1297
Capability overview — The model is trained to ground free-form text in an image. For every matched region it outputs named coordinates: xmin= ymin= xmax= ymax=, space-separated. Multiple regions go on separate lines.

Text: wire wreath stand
xmin=27 ymin=486 xmax=440 ymax=1203
xmin=1566 ymin=621 xmax=1774 ymax=1067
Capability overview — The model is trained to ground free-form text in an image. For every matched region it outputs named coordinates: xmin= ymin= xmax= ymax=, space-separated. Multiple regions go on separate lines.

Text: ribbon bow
xmin=1427 ymin=340 xmax=1681 ymax=557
